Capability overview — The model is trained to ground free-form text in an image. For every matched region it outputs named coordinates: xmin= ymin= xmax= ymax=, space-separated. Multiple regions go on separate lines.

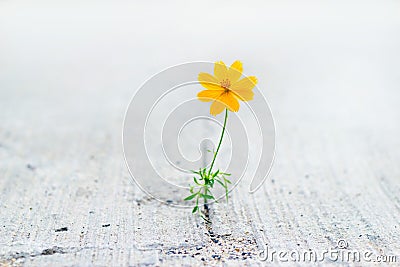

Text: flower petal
xmin=197 ymin=89 xmax=223 ymax=102
xmin=198 ymin=72 xmax=221 ymax=90
xmin=210 ymin=92 xmax=240 ymax=115
xmin=210 ymin=99 xmax=225 ymax=116
xmin=231 ymin=76 xmax=258 ymax=91
xmin=214 ymin=61 xmax=227 ymax=81
xmin=210 ymin=93 xmax=239 ymax=115
xmin=220 ymin=92 xmax=240 ymax=112
xmin=227 ymin=60 xmax=243 ymax=83
xmin=232 ymin=89 xmax=254 ymax=101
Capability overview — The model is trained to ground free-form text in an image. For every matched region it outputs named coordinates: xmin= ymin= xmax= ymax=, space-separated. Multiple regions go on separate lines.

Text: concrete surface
xmin=1 ymin=1 xmax=400 ymax=266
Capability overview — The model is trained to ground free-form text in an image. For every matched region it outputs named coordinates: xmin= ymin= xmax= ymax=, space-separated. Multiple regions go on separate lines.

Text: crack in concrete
xmin=0 ymin=246 xmax=111 ymax=262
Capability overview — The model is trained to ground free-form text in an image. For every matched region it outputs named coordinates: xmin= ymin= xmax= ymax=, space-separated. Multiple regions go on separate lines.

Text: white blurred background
xmin=1 ymin=0 xmax=399 ymax=164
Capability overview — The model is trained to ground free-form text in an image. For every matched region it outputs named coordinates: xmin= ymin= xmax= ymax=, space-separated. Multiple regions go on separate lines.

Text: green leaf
xmin=192 ymin=206 xmax=199 ymax=213
xmin=193 ymin=177 xmax=202 ymax=185
xmin=184 ymin=193 xmax=198 ymax=201
xmin=191 ymin=170 xmax=200 ymax=175
xmin=221 ymin=172 xmax=231 ymax=176
xmin=223 ymin=177 xmax=232 ymax=184
xmin=200 ymin=194 xmax=215 ymax=200
xmin=212 ymin=170 xmax=220 ymax=178
xmin=209 ymin=179 xmax=215 ymax=188
xmin=199 ymin=168 xmax=204 ymax=178
xmin=215 ymin=179 xmax=225 ymax=187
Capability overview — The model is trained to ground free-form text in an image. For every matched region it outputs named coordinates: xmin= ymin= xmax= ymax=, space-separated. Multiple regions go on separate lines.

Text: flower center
xmin=220 ymin=79 xmax=231 ymax=90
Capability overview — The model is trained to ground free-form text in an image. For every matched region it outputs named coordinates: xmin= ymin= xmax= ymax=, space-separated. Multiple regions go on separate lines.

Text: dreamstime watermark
xmin=258 ymin=239 xmax=397 ymax=263
xmin=123 ymin=62 xmax=275 ymax=206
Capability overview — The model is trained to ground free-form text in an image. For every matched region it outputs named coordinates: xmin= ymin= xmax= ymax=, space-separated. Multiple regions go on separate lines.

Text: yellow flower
xmin=197 ymin=60 xmax=257 ymax=115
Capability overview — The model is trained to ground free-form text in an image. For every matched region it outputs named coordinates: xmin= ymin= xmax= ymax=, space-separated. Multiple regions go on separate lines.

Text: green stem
xmin=208 ymin=109 xmax=228 ymax=176
xmin=203 ymin=186 xmax=208 ymax=206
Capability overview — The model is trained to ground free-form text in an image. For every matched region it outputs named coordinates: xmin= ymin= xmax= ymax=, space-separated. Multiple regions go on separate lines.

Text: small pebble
xmin=26 ymin=164 xmax=36 ymax=171
xmin=212 ymin=254 xmax=221 ymax=260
